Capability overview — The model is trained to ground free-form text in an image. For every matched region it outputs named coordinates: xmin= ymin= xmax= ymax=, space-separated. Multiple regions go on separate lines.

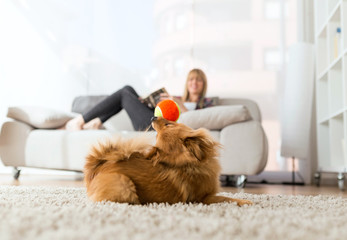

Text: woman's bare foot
xmin=65 ymin=115 xmax=85 ymax=131
xmin=83 ymin=118 xmax=102 ymax=130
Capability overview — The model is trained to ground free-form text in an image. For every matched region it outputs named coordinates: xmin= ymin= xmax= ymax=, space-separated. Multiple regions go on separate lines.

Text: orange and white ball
xmin=154 ymin=99 xmax=181 ymax=122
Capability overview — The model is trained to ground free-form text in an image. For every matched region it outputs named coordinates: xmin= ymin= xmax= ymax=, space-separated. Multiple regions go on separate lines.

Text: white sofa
xmin=0 ymin=97 xmax=268 ymax=186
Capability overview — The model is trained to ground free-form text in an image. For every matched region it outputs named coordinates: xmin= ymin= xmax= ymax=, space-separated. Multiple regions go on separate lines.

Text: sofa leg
xmin=236 ymin=175 xmax=247 ymax=188
xmin=13 ymin=167 xmax=21 ymax=180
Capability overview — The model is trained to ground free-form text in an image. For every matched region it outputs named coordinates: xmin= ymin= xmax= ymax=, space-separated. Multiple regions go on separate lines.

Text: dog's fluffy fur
xmin=84 ymin=117 xmax=252 ymax=206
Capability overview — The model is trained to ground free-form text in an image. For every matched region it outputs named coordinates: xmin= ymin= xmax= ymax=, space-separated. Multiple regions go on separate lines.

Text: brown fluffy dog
xmin=84 ymin=117 xmax=252 ymax=206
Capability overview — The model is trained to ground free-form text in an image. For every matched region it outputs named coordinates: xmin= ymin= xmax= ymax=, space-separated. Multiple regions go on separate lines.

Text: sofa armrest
xmin=219 ymin=120 xmax=268 ymax=175
xmin=0 ymin=121 xmax=34 ymax=167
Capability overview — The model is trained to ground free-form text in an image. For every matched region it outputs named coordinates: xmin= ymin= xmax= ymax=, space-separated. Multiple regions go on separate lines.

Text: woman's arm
xmin=159 ymin=93 xmax=189 ymax=113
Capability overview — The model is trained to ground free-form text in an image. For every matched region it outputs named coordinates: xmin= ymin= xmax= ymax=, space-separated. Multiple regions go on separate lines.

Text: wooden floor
xmin=1 ymin=173 xmax=346 ymax=197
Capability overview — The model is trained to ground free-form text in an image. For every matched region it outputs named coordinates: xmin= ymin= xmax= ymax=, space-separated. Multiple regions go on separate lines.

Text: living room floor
xmin=0 ymin=173 xmax=346 ymax=198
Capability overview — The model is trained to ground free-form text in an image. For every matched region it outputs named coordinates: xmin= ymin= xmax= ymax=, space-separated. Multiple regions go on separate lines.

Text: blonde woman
xmin=160 ymin=68 xmax=214 ymax=112
xmin=65 ymin=68 xmax=216 ymax=131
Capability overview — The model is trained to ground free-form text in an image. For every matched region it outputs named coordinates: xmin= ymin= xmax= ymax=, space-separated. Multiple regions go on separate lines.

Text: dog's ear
xmin=184 ymin=129 xmax=216 ymax=161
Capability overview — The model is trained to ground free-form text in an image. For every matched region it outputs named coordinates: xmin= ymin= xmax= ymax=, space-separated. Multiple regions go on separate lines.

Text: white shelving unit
xmin=315 ymin=0 xmax=347 ymax=189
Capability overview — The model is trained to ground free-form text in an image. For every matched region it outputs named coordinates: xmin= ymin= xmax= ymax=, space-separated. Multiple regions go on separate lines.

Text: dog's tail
xmin=84 ymin=137 xmax=152 ymax=182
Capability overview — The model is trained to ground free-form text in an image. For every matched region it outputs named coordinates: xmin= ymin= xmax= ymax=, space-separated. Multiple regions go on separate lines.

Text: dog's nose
xmin=151 ymin=116 xmax=158 ymax=122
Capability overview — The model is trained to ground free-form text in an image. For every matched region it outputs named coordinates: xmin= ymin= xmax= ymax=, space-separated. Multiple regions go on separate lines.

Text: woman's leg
xmin=82 ymin=85 xmax=138 ymax=123
xmin=66 ymin=85 xmax=153 ymax=131
xmin=119 ymin=87 xmax=154 ymax=131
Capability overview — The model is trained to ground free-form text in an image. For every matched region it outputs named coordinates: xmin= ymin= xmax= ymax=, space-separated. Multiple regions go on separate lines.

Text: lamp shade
xmin=280 ymin=42 xmax=315 ymax=160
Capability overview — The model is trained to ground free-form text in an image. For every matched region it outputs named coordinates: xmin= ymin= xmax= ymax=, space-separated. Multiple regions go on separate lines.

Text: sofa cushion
xmin=7 ymin=106 xmax=76 ymax=129
xmin=178 ymin=105 xmax=251 ymax=130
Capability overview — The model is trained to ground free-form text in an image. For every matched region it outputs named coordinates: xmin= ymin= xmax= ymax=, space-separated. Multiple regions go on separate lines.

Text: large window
xmin=153 ymin=0 xmax=297 ymax=171
xmin=0 ymin=0 xmax=297 ymax=173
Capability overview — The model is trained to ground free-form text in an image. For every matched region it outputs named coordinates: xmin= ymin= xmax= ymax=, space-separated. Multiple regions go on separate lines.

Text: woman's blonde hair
xmin=182 ymin=69 xmax=208 ymax=108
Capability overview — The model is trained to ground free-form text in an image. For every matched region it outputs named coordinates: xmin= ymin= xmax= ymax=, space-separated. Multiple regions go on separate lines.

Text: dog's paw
xmin=236 ymin=199 xmax=253 ymax=206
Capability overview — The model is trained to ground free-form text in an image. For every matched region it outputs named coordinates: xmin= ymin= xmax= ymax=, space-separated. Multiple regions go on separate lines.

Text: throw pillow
xmin=178 ymin=105 xmax=251 ymax=130
xmin=7 ymin=106 xmax=77 ymax=129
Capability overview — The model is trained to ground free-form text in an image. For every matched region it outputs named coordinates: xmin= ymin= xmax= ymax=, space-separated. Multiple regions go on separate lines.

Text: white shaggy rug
xmin=1 ymin=186 xmax=347 ymax=240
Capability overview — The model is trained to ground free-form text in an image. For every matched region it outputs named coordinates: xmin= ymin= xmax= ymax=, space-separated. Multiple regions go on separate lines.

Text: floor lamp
xmin=280 ymin=42 xmax=315 ymax=185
